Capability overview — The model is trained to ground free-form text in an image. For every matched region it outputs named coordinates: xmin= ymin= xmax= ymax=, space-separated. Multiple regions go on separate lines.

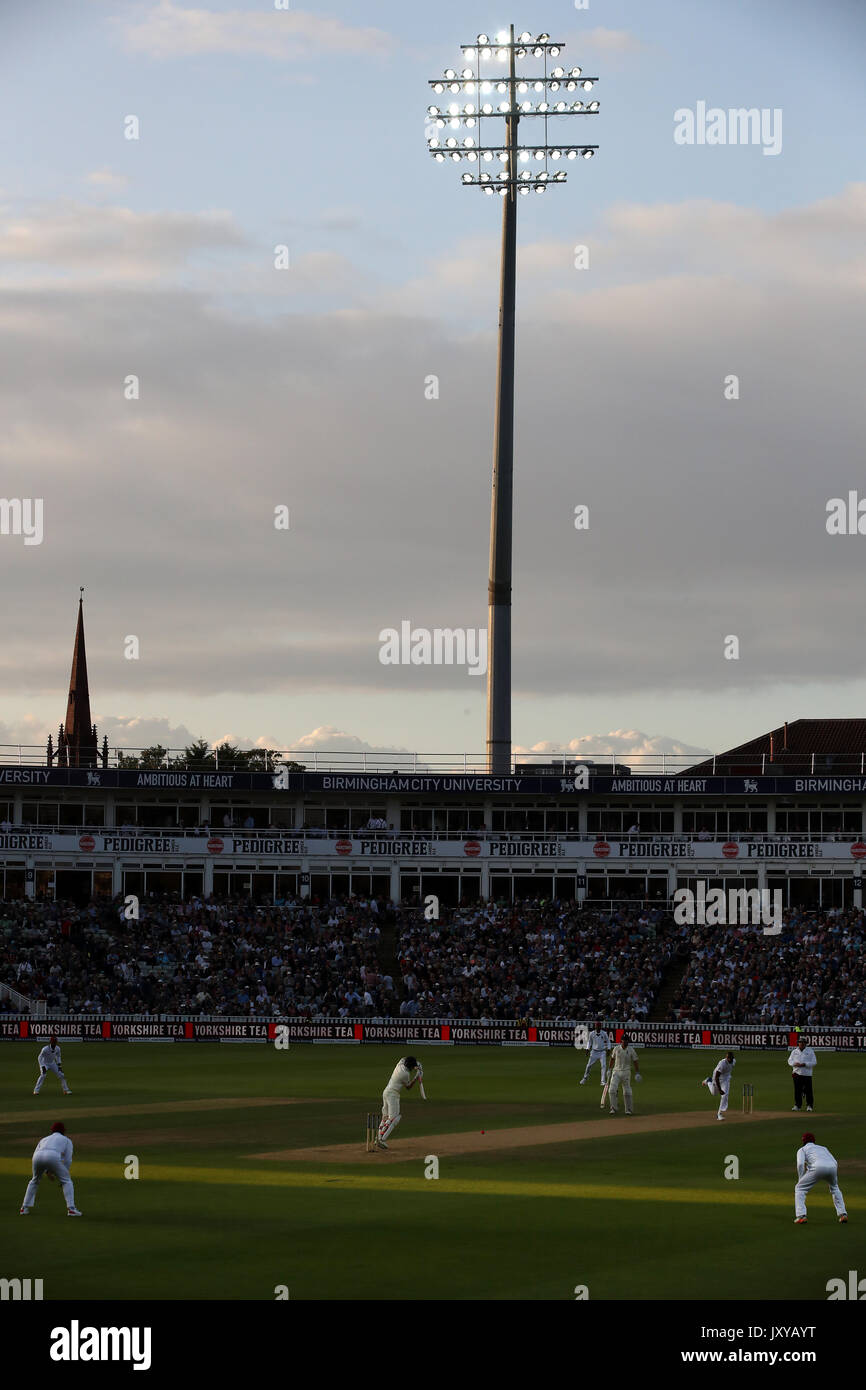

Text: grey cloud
xmin=0 ymin=189 xmax=864 ymax=704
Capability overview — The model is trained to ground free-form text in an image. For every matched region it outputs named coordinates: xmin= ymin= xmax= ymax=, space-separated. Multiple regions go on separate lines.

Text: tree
xmin=181 ymin=739 xmax=214 ymax=771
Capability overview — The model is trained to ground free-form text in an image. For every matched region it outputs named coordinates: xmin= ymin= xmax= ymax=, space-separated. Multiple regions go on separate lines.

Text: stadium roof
xmin=686 ymin=719 xmax=866 ymax=776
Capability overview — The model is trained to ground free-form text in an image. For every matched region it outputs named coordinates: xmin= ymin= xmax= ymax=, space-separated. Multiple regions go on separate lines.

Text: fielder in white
xmin=33 ymin=1035 xmax=71 ymax=1095
xmin=376 ymin=1055 xmax=422 ymax=1150
xmin=20 ymin=1121 xmax=82 ymax=1216
xmin=606 ymin=1035 xmax=643 ymax=1116
xmin=579 ymin=1020 xmax=611 ymax=1085
xmin=701 ymin=1051 xmax=736 ymax=1120
xmin=794 ymin=1132 xmax=847 ymax=1225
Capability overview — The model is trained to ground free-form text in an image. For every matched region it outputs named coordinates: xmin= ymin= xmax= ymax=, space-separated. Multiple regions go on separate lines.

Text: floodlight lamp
xmin=582 ymin=147 xmax=594 ymax=157
xmin=582 ymin=80 xmax=593 ymax=91
xmin=496 ymin=30 xmax=509 ymax=43
xmin=445 ymin=69 xmax=456 ymax=79
xmin=549 ymin=45 xmax=560 ymax=56
xmin=537 ymin=33 xmax=550 ymax=43
xmin=588 ymin=100 xmax=599 ymax=112
xmin=519 ymin=31 xmax=531 ymax=43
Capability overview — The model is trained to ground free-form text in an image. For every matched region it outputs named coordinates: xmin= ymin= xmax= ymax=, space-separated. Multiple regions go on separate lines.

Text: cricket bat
xmin=600 ymin=1080 xmax=609 ymax=1109
xmin=419 ymin=1080 xmax=427 ymax=1100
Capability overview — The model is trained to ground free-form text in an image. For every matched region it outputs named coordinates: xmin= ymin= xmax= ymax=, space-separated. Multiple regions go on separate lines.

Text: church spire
xmin=56 ymin=588 xmax=98 ymax=768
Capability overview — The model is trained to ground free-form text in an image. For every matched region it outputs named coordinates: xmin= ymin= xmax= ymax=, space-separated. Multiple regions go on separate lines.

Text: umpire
xmin=788 ymin=1035 xmax=817 ymax=1112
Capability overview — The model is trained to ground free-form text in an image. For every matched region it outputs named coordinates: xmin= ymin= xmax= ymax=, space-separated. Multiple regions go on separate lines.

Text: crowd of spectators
xmin=0 ymin=895 xmax=391 ymax=1018
xmin=2 ymin=894 xmax=865 ymax=1025
xmin=670 ymin=907 xmax=866 ymax=1025
xmin=397 ymin=902 xmax=681 ymax=1020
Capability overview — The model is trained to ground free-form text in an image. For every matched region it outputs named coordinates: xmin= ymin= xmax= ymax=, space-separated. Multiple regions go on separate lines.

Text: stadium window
xmin=23 ymin=800 xmax=59 ymax=827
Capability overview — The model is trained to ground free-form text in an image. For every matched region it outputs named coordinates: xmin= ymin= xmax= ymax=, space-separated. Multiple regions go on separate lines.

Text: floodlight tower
xmin=427 ymin=26 xmax=599 ymax=774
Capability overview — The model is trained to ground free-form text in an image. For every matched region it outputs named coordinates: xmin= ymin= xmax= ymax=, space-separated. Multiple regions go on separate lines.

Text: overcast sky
xmin=1 ymin=0 xmax=865 ymax=765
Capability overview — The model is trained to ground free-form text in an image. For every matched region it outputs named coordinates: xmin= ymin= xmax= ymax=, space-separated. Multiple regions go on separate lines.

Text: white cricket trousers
xmin=583 ymin=1050 xmax=607 ymax=1083
xmin=22 ymin=1152 xmax=76 ymax=1211
xmin=705 ymin=1077 xmax=730 ymax=1116
xmin=608 ymin=1071 xmax=632 ymax=1114
xmin=795 ymin=1164 xmax=846 ymax=1220
xmin=378 ymin=1086 xmax=402 ymax=1141
xmin=34 ymin=1061 xmax=70 ymax=1094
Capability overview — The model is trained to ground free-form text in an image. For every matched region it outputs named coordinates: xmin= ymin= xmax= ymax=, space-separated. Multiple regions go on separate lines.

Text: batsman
xmin=603 ymin=1033 xmax=643 ymax=1116
xmin=376 ymin=1056 xmax=424 ymax=1150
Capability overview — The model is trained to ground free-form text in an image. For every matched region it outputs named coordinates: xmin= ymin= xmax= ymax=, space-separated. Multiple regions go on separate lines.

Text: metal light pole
xmin=427 ymin=27 xmax=599 ymax=773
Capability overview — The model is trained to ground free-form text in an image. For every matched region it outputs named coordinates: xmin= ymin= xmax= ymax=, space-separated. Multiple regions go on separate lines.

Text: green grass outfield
xmin=1 ymin=1043 xmax=863 ymax=1300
